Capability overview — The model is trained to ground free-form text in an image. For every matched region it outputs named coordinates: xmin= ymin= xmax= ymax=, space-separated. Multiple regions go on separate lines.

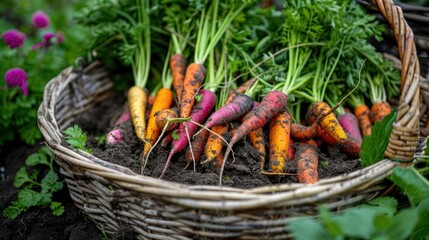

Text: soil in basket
xmin=75 ymin=91 xmax=361 ymax=187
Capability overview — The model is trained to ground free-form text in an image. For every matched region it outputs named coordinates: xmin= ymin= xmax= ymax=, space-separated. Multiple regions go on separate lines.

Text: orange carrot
xmin=185 ymin=128 xmax=209 ymax=163
xmin=296 ymin=139 xmax=318 ymax=184
xmin=143 ymin=88 xmax=174 ymax=158
xmin=170 ymin=54 xmax=187 ymax=103
xmin=268 ymin=111 xmax=291 ymax=173
xmin=371 ymin=101 xmax=391 ymax=123
xmin=248 ymin=127 xmax=266 ymax=171
xmin=155 ymin=107 xmax=179 ymax=132
xmin=290 ymin=122 xmax=317 ymax=141
xmin=203 ymin=124 xmax=229 ymax=164
xmin=180 ymin=63 xmax=206 ymax=119
xmin=354 ymin=104 xmax=372 ymax=136
xmin=128 ymin=86 xmax=147 ymax=142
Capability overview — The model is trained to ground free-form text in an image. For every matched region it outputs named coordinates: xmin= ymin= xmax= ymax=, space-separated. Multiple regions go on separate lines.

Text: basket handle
xmin=367 ymin=0 xmax=422 ymax=161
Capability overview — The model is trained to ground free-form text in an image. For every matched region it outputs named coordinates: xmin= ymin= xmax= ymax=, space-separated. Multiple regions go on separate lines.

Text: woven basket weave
xmin=38 ymin=0 xmax=425 ymax=239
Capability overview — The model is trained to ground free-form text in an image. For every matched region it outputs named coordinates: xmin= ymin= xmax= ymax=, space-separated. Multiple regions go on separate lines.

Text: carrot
xmin=203 ymin=94 xmax=253 ymax=130
xmin=339 ymin=133 xmax=361 ymax=158
xmin=180 ymin=63 xmax=206 ymax=119
xmin=354 ymin=104 xmax=372 ymax=136
xmin=203 ymin=124 xmax=229 ymax=164
xmin=296 ymin=139 xmax=318 ymax=184
xmin=170 ymin=54 xmax=187 ymax=103
xmin=213 ymin=152 xmax=224 ymax=169
xmin=143 ymin=88 xmax=174 ymax=159
xmin=155 ymin=107 xmax=179 ymax=132
xmin=288 ymin=138 xmax=295 ymax=160
xmin=338 ymin=112 xmax=362 ymax=141
xmin=160 ymin=89 xmax=216 ymax=178
xmin=161 ymin=131 xmax=174 ymax=147
xmin=106 ymin=103 xmax=130 ymax=145
xmin=128 ymin=86 xmax=147 ymax=142
xmin=225 ymin=78 xmax=256 ymax=104
xmin=306 ymin=101 xmax=347 ymax=144
xmin=220 ymin=91 xmax=288 ymax=181
xmin=185 ymin=128 xmax=209 ymax=163
xmin=290 ymin=122 xmax=317 ymax=141
xmin=268 ymin=111 xmax=291 ymax=173
xmin=371 ymin=101 xmax=391 ymax=123
xmin=248 ymin=127 xmax=266 ymax=170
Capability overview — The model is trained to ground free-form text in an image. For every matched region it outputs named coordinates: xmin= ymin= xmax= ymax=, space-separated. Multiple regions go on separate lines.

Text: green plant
xmin=0 ymin=0 xmax=86 ymax=151
xmin=2 ymin=146 xmax=64 ymax=219
xmin=63 ymin=125 xmax=92 ymax=154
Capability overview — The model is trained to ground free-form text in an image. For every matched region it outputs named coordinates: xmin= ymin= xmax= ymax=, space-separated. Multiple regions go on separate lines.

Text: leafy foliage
xmin=2 ymin=146 xmax=64 ymax=219
xmin=63 ymin=125 xmax=92 ymax=154
xmin=288 ymin=197 xmax=420 ymax=240
xmin=360 ymin=110 xmax=396 ymax=166
xmin=0 ymin=0 xmax=86 ymax=150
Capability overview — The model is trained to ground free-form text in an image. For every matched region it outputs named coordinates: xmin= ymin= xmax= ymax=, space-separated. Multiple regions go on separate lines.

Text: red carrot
xmin=220 ymin=91 xmax=288 ymax=182
xmin=288 ymin=138 xmax=295 ymax=160
xmin=339 ymin=133 xmax=362 ymax=158
xmin=160 ymin=89 xmax=216 ymax=178
xmin=185 ymin=128 xmax=209 ymax=163
xmin=203 ymin=94 xmax=254 ymax=130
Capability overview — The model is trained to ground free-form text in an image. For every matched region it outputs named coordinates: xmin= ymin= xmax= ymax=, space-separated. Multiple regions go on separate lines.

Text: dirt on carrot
xmin=72 ymin=93 xmax=361 ymax=188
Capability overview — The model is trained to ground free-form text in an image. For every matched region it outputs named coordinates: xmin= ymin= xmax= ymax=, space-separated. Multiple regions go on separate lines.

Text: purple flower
xmin=2 ymin=30 xmax=26 ymax=49
xmin=32 ymin=11 xmax=50 ymax=29
xmin=32 ymin=32 xmax=55 ymax=50
xmin=4 ymin=68 xmax=28 ymax=96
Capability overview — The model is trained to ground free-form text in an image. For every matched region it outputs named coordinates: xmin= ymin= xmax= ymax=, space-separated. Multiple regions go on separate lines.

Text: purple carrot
xmin=204 ymin=94 xmax=254 ymax=129
xmin=106 ymin=103 xmax=130 ymax=145
xmin=161 ymin=131 xmax=174 ymax=147
xmin=159 ymin=89 xmax=216 ymax=178
xmin=338 ymin=112 xmax=362 ymax=141
xmin=220 ymin=90 xmax=288 ymax=184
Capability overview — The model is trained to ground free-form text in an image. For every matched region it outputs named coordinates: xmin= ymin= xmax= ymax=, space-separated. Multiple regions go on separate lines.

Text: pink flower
xmin=32 ymin=11 xmax=50 ymax=29
xmin=4 ymin=68 xmax=28 ymax=96
xmin=2 ymin=30 xmax=26 ymax=49
xmin=32 ymin=32 xmax=57 ymax=50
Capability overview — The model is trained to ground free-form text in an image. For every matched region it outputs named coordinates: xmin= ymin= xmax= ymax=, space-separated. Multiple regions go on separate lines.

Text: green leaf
xmin=13 ymin=167 xmax=31 ymax=188
xmin=50 ymin=202 xmax=65 ymax=216
xmin=288 ymin=216 xmax=332 ymax=240
xmin=390 ymin=167 xmax=429 ymax=207
xmin=25 ymin=152 xmax=49 ymax=167
xmin=332 ymin=197 xmax=397 ymax=238
xmin=387 ymin=208 xmax=419 ymax=240
xmin=41 ymin=170 xmax=63 ymax=193
xmin=319 ymin=207 xmax=342 ymax=237
xmin=18 ymin=189 xmax=43 ymax=208
xmin=2 ymin=201 xmax=26 ymax=219
xmin=411 ymin=199 xmax=429 ymax=240
xmin=360 ymin=111 xmax=396 ymax=166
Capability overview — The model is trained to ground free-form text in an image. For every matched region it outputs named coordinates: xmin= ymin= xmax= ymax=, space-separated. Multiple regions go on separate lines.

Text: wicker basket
xmin=38 ymin=0 xmax=425 ymax=239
